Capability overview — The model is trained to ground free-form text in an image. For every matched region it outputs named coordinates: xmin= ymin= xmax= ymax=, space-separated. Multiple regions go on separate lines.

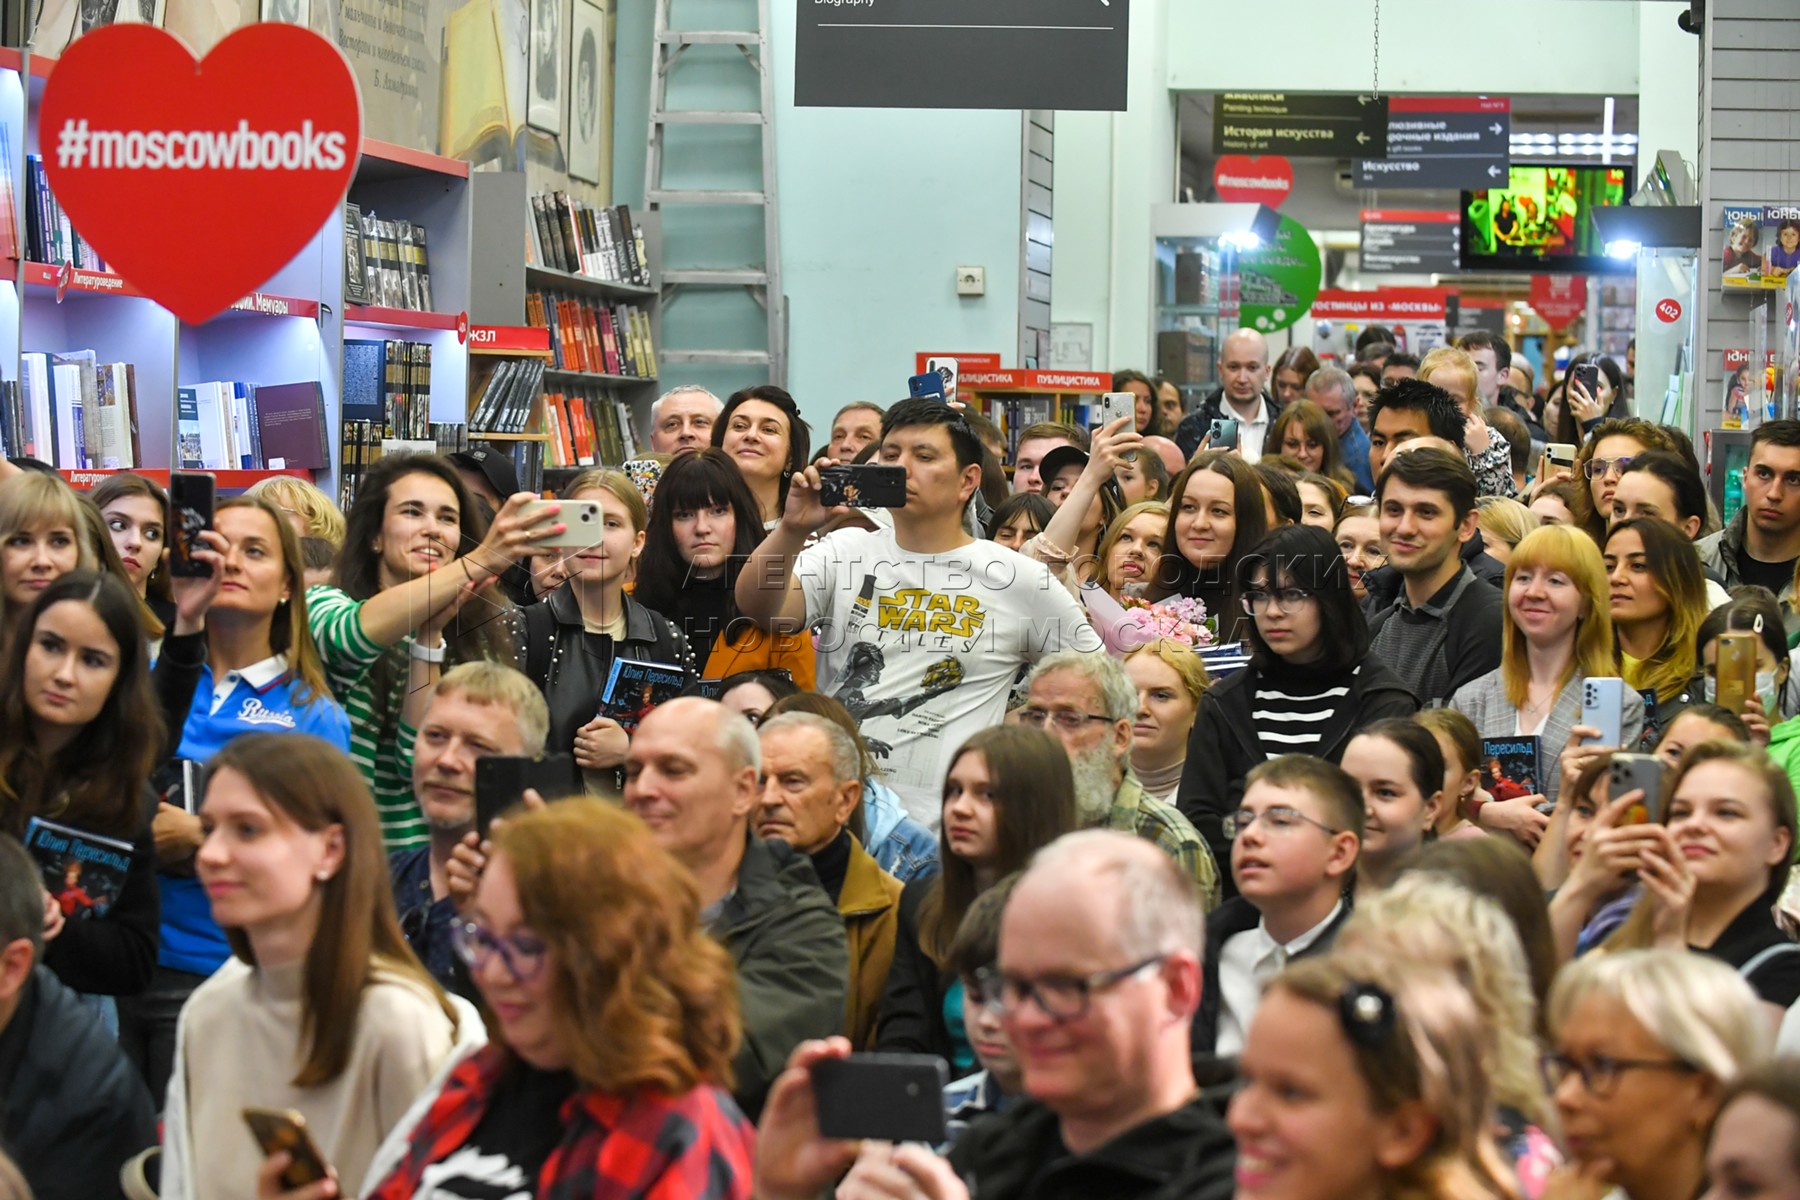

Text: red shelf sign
xmin=470 ymin=324 xmax=551 ymax=353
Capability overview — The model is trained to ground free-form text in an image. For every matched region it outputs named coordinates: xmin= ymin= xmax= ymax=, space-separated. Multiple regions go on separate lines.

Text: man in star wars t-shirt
xmin=738 ymin=399 xmax=1099 ymax=825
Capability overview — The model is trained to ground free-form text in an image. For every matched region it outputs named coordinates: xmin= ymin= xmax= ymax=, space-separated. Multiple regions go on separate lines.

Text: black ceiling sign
xmin=795 ymin=0 xmax=1130 ymax=110
xmin=1213 ymin=93 xmax=1389 ymax=158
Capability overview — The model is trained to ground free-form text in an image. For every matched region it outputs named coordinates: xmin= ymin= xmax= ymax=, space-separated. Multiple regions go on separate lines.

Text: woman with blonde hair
xmin=246 ymin=476 xmax=347 ymax=547
xmin=1452 ymin=525 xmax=1642 ymax=822
xmin=1339 ymin=875 xmax=1558 ymax=1198
xmin=1232 ymin=953 xmax=1518 ymax=1200
xmin=0 ymin=472 xmax=102 ymax=641
xmin=1093 ymin=499 xmax=1169 ymax=600
xmin=1475 ymin=497 xmax=1540 ymax=570
xmin=325 ymin=800 xmax=754 ymax=1200
xmin=1545 ymin=949 xmax=1767 ymax=1200
xmin=1122 ymin=636 xmax=1209 ymax=804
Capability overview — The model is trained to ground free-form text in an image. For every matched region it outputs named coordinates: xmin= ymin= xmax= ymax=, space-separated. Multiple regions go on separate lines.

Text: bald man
xmin=1173 ymin=328 xmax=1279 ymax=463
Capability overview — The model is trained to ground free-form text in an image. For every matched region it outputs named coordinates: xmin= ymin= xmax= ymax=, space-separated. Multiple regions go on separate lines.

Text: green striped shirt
xmin=306 ymin=584 xmax=429 ymax=850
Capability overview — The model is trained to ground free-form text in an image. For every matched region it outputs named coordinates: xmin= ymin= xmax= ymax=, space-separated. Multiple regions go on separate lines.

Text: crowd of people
xmin=8 ymin=325 xmax=1800 ymax=1200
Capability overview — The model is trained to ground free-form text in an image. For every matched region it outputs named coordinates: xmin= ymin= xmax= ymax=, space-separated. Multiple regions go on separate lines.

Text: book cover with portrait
xmin=599 ymin=659 xmax=688 ymax=732
xmin=1480 ymin=737 xmax=1541 ymax=803
xmin=24 ymin=817 xmax=133 ymax=922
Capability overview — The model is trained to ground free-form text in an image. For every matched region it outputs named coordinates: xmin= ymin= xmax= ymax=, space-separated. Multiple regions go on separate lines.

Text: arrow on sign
xmin=1488 ymin=164 xmax=1503 ymax=178
xmin=1357 ymin=132 xmax=1371 ymax=144
xmin=1489 ymin=123 xmax=1504 ymax=135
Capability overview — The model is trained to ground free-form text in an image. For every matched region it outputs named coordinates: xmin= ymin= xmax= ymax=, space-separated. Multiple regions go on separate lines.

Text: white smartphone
xmin=520 ymin=499 xmax=604 ymax=550
xmin=1546 ymin=442 xmax=1577 ymax=470
xmin=1097 ymin=391 xmax=1136 ymax=430
xmin=1580 ymin=677 xmax=1626 ymax=747
xmin=926 ymin=357 xmax=959 ymax=404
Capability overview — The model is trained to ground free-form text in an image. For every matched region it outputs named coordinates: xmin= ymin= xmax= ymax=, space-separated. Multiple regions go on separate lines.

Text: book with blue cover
xmin=599 ymin=659 xmax=688 ymax=732
xmin=24 ymin=816 xmax=132 ymax=921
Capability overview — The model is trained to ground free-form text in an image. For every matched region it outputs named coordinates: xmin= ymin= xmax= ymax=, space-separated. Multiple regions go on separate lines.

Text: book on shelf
xmin=172 ymin=380 xmax=329 ymax=471
xmin=356 ymin=211 xmax=434 ymax=312
xmin=525 ymin=289 xmax=655 ymax=378
xmin=252 ymin=382 xmax=331 ymax=471
xmin=340 ymin=338 xmax=437 ymax=507
xmin=540 ymin=384 xmax=638 ymax=468
xmin=23 ymin=154 xmax=105 ymax=270
xmin=468 ymin=358 xmax=548 ymax=435
xmin=527 ymin=193 xmax=649 ymax=287
xmin=14 ymin=351 xmax=139 ymax=469
xmin=24 ymin=816 xmax=134 ymax=922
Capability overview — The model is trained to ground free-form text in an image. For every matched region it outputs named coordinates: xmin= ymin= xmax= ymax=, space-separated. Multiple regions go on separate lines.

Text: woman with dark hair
xmin=1271 ymin=345 xmax=1322 ymax=408
xmin=1611 ymin=450 xmax=1711 ymax=540
xmin=1705 ymin=1063 xmax=1800 ymax=1197
xmin=1699 ymin=592 xmax=1790 ymax=739
xmin=92 ymin=471 xmax=175 ymax=636
xmin=1340 ymin=718 xmax=1444 ymax=897
xmin=1269 ymin=399 xmax=1354 ymax=489
xmin=985 ymin=491 xmax=1054 ymax=551
xmin=329 ymin=800 xmax=753 ymax=1200
xmin=1607 ymin=517 xmax=1709 ymax=726
xmin=0 ymin=570 xmax=163 ymax=996
xmin=316 ymin=454 xmax=554 ymax=849
xmin=633 ymin=449 xmax=816 ymax=685
xmin=1148 ymin=451 xmax=1269 ymax=644
xmin=712 ymin=385 xmax=811 ymax=526
xmin=1112 ymin=368 xmax=1168 ymax=438
xmin=876 ymin=726 xmax=1077 ymax=1072
xmin=1554 ymin=353 xmax=1629 ymax=444
xmin=1178 ymin=523 xmax=1417 ymax=880
xmin=1528 ymin=480 xmax=1581 ymax=529
xmin=166 ymin=734 xmax=472 ymax=1200
xmin=716 ymin=668 xmax=799 ymax=727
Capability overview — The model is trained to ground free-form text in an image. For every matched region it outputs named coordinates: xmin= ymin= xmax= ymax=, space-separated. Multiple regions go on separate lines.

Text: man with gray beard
xmin=1020 ymin=652 xmax=1221 ymax=910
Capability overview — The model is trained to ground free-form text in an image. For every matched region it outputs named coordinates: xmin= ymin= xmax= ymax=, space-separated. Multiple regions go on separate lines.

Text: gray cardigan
xmin=1449 ymin=667 xmax=1646 ymax=810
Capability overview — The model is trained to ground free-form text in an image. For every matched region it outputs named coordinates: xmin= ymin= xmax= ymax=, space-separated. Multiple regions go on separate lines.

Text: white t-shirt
xmin=796 ymin=527 xmax=1100 ymax=826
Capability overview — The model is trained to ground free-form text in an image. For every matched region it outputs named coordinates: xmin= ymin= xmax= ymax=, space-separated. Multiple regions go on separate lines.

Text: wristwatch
xmin=407 ymin=636 xmax=447 ymax=663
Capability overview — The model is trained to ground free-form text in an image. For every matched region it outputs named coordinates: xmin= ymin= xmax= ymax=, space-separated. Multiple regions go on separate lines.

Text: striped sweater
xmin=1250 ymin=667 xmax=1359 ymax=758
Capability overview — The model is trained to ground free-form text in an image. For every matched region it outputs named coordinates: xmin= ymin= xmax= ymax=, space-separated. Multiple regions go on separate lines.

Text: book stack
xmin=340 ymin=338 xmax=435 ymax=506
xmin=15 ymin=351 xmax=141 ymax=469
xmin=527 ymin=290 xmax=655 ymax=379
xmin=353 ymin=206 xmax=434 ymax=311
xmin=23 ymin=155 xmax=105 ymax=269
xmin=541 ymin=384 xmax=639 ymax=468
xmin=528 ymin=194 xmax=649 ymax=287
xmin=175 ymin=379 xmax=329 ymax=472
xmin=467 ymin=357 xmax=549 ymax=435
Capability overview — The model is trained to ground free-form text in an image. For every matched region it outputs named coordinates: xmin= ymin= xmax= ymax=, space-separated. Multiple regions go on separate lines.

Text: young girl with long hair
xmin=93 ymin=471 xmax=175 ymax=635
xmin=163 ymin=733 xmax=473 ymax=1200
xmin=876 ymin=726 xmax=1077 ymax=1073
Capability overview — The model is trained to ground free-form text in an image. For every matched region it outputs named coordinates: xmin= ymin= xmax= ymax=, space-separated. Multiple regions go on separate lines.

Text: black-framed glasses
xmin=1539 ymin=1052 xmax=1697 ymax=1098
xmin=1223 ymin=805 xmax=1341 ymax=840
xmin=1241 ymin=587 xmax=1315 ymax=615
xmin=973 ymin=956 xmax=1165 ymax=1022
xmin=1583 ymin=456 xmax=1636 ymax=479
xmin=450 ymin=920 xmax=549 ymax=982
xmin=1018 ymin=708 xmax=1115 ymax=733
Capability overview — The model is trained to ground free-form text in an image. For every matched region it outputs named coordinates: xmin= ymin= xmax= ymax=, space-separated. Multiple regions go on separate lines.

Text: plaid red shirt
xmin=364 ymin=1046 xmax=755 ymax=1200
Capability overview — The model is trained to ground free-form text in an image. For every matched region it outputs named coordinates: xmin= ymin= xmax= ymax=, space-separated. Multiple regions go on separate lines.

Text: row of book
xmin=542 ymin=385 xmax=642 ymax=469
xmin=343 ymin=338 xmax=435 ymax=440
xmin=11 ymin=351 xmax=139 ymax=469
xmin=23 ymin=154 xmax=106 ymax=270
xmin=468 ymin=358 xmax=548 ymax=434
xmin=349 ymin=204 xmax=434 ymax=312
xmin=528 ymin=194 xmax=649 ymax=287
xmin=527 ymin=290 xmax=655 ymax=379
xmin=338 ymin=419 xmax=466 ymax=509
xmin=177 ymin=380 xmax=329 ymax=471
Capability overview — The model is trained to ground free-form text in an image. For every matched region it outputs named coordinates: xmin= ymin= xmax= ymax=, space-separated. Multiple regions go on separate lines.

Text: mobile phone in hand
xmin=818 ymin=464 xmax=907 ymax=509
xmin=811 ymin=1053 xmax=949 ymax=1143
xmin=474 ymin=754 xmax=579 ymax=837
xmin=1208 ymin=418 xmax=1240 ymax=452
xmin=169 ymin=471 xmax=216 ymax=578
xmin=1610 ymin=753 xmax=1669 ymax=824
xmin=1715 ymin=632 xmax=1758 ymax=715
xmin=1097 ymin=392 xmax=1136 ymax=430
xmin=1580 ymin=677 xmax=1625 ymax=747
xmin=243 ymin=1108 xmax=332 ymax=1190
xmin=1571 ymin=363 xmax=1600 ymax=401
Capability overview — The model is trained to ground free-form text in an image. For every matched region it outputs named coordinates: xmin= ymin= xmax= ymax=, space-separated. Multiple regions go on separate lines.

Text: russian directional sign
xmin=1214 ymin=93 xmax=1388 ymax=158
xmin=1354 ymin=97 xmax=1510 ymax=190
xmin=1360 ymin=210 xmax=1460 ymax=275
xmin=795 ymin=0 xmax=1130 ymax=110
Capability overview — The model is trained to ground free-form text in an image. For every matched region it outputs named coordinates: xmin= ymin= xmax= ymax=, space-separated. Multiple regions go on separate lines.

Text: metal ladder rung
xmin=647 ymin=188 xmax=766 ymax=205
xmin=661 ymin=349 xmax=772 ymax=366
xmin=663 ymin=268 xmax=770 ymax=286
xmin=658 ymin=29 xmax=762 ymax=45
xmin=654 ymin=110 xmax=763 ymax=125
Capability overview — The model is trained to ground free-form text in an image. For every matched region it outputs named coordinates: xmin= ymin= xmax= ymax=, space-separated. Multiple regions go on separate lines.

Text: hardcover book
xmin=598 ymin=659 xmax=689 ymax=733
xmin=24 ymin=816 xmax=133 ymax=921
xmin=1480 ymin=736 xmax=1541 ymax=803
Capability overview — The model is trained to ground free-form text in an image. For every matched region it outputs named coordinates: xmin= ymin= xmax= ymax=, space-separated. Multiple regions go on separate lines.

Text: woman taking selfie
xmin=1180 ymin=524 xmax=1415 ymax=873
xmin=1698 ymin=593 xmax=1789 ymax=745
xmin=0 ymin=571 xmax=162 ymax=996
xmin=1545 ymin=949 xmax=1765 ymax=1200
xmin=514 ymin=468 xmax=689 ymax=785
xmin=328 ymin=801 xmax=754 ymax=1200
xmin=633 ymin=449 xmax=815 ymax=686
xmin=164 ymin=733 xmax=473 ymax=1200
xmin=711 ymin=385 xmax=810 ymax=526
xmin=1024 ymin=417 xmax=1134 ymax=594
xmin=877 ymin=726 xmax=1076 ymax=1072
xmin=1602 ymin=741 xmax=1800 ymax=1014
xmin=93 ymin=472 xmax=175 ymax=634
xmin=1123 ymin=637 xmax=1209 ymax=805
xmin=1231 ymin=954 xmax=1516 ymax=1200
xmin=1148 ymin=452 xmax=1269 ymax=645
xmin=1606 ymin=517 xmax=1708 ymax=729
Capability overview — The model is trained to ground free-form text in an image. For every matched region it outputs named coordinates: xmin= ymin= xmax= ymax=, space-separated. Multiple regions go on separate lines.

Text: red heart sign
xmin=1213 ymin=155 xmax=1294 ymax=207
xmin=40 ymin=24 xmax=362 ymax=325
xmin=1656 ymin=298 xmax=1682 ymax=324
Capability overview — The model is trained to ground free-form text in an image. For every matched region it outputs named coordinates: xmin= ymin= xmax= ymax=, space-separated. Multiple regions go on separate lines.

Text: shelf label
xmin=39 ymin=23 xmax=363 ymax=325
xmin=456 ymin=311 xmax=469 ymax=345
xmin=472 ymin=324 xmax=552 ymax=353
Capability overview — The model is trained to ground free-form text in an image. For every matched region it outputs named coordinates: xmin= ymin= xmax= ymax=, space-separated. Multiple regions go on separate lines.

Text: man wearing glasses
xmin=1021 ymin=652 xmax=1220 ymax=909
xmin=1696 ymin=419 xmax=1800 ymax=635
xmin=1196 ymin=756 xmax=1362 ymax=1057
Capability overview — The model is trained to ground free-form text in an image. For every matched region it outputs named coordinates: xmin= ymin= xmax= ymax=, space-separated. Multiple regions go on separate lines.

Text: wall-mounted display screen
xmin=1460 ymin=165 xmax=1634 ymax=274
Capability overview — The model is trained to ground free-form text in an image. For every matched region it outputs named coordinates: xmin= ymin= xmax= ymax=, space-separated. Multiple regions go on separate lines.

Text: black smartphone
xmin=474 ymin=753 xmax=579 ymax=836
xmin=169 ymin=471 xmax=216 ymax=578
xmin=818 ymin=464 xmax=908 ymax=509
xmin=1208 ymin=418 xmax=1240 ymax=452
xmin=1571 ymin=362 xmax=1600 ymax=400
xmin=243 ymin=1107 xmax=332 ymax=1189
xmin=811 ymin=1053 xmax=949 ymax=1143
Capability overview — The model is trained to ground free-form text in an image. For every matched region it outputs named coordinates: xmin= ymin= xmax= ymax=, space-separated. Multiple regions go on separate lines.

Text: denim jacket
xmin=863 ymin=778 xmax=939 ymax=884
